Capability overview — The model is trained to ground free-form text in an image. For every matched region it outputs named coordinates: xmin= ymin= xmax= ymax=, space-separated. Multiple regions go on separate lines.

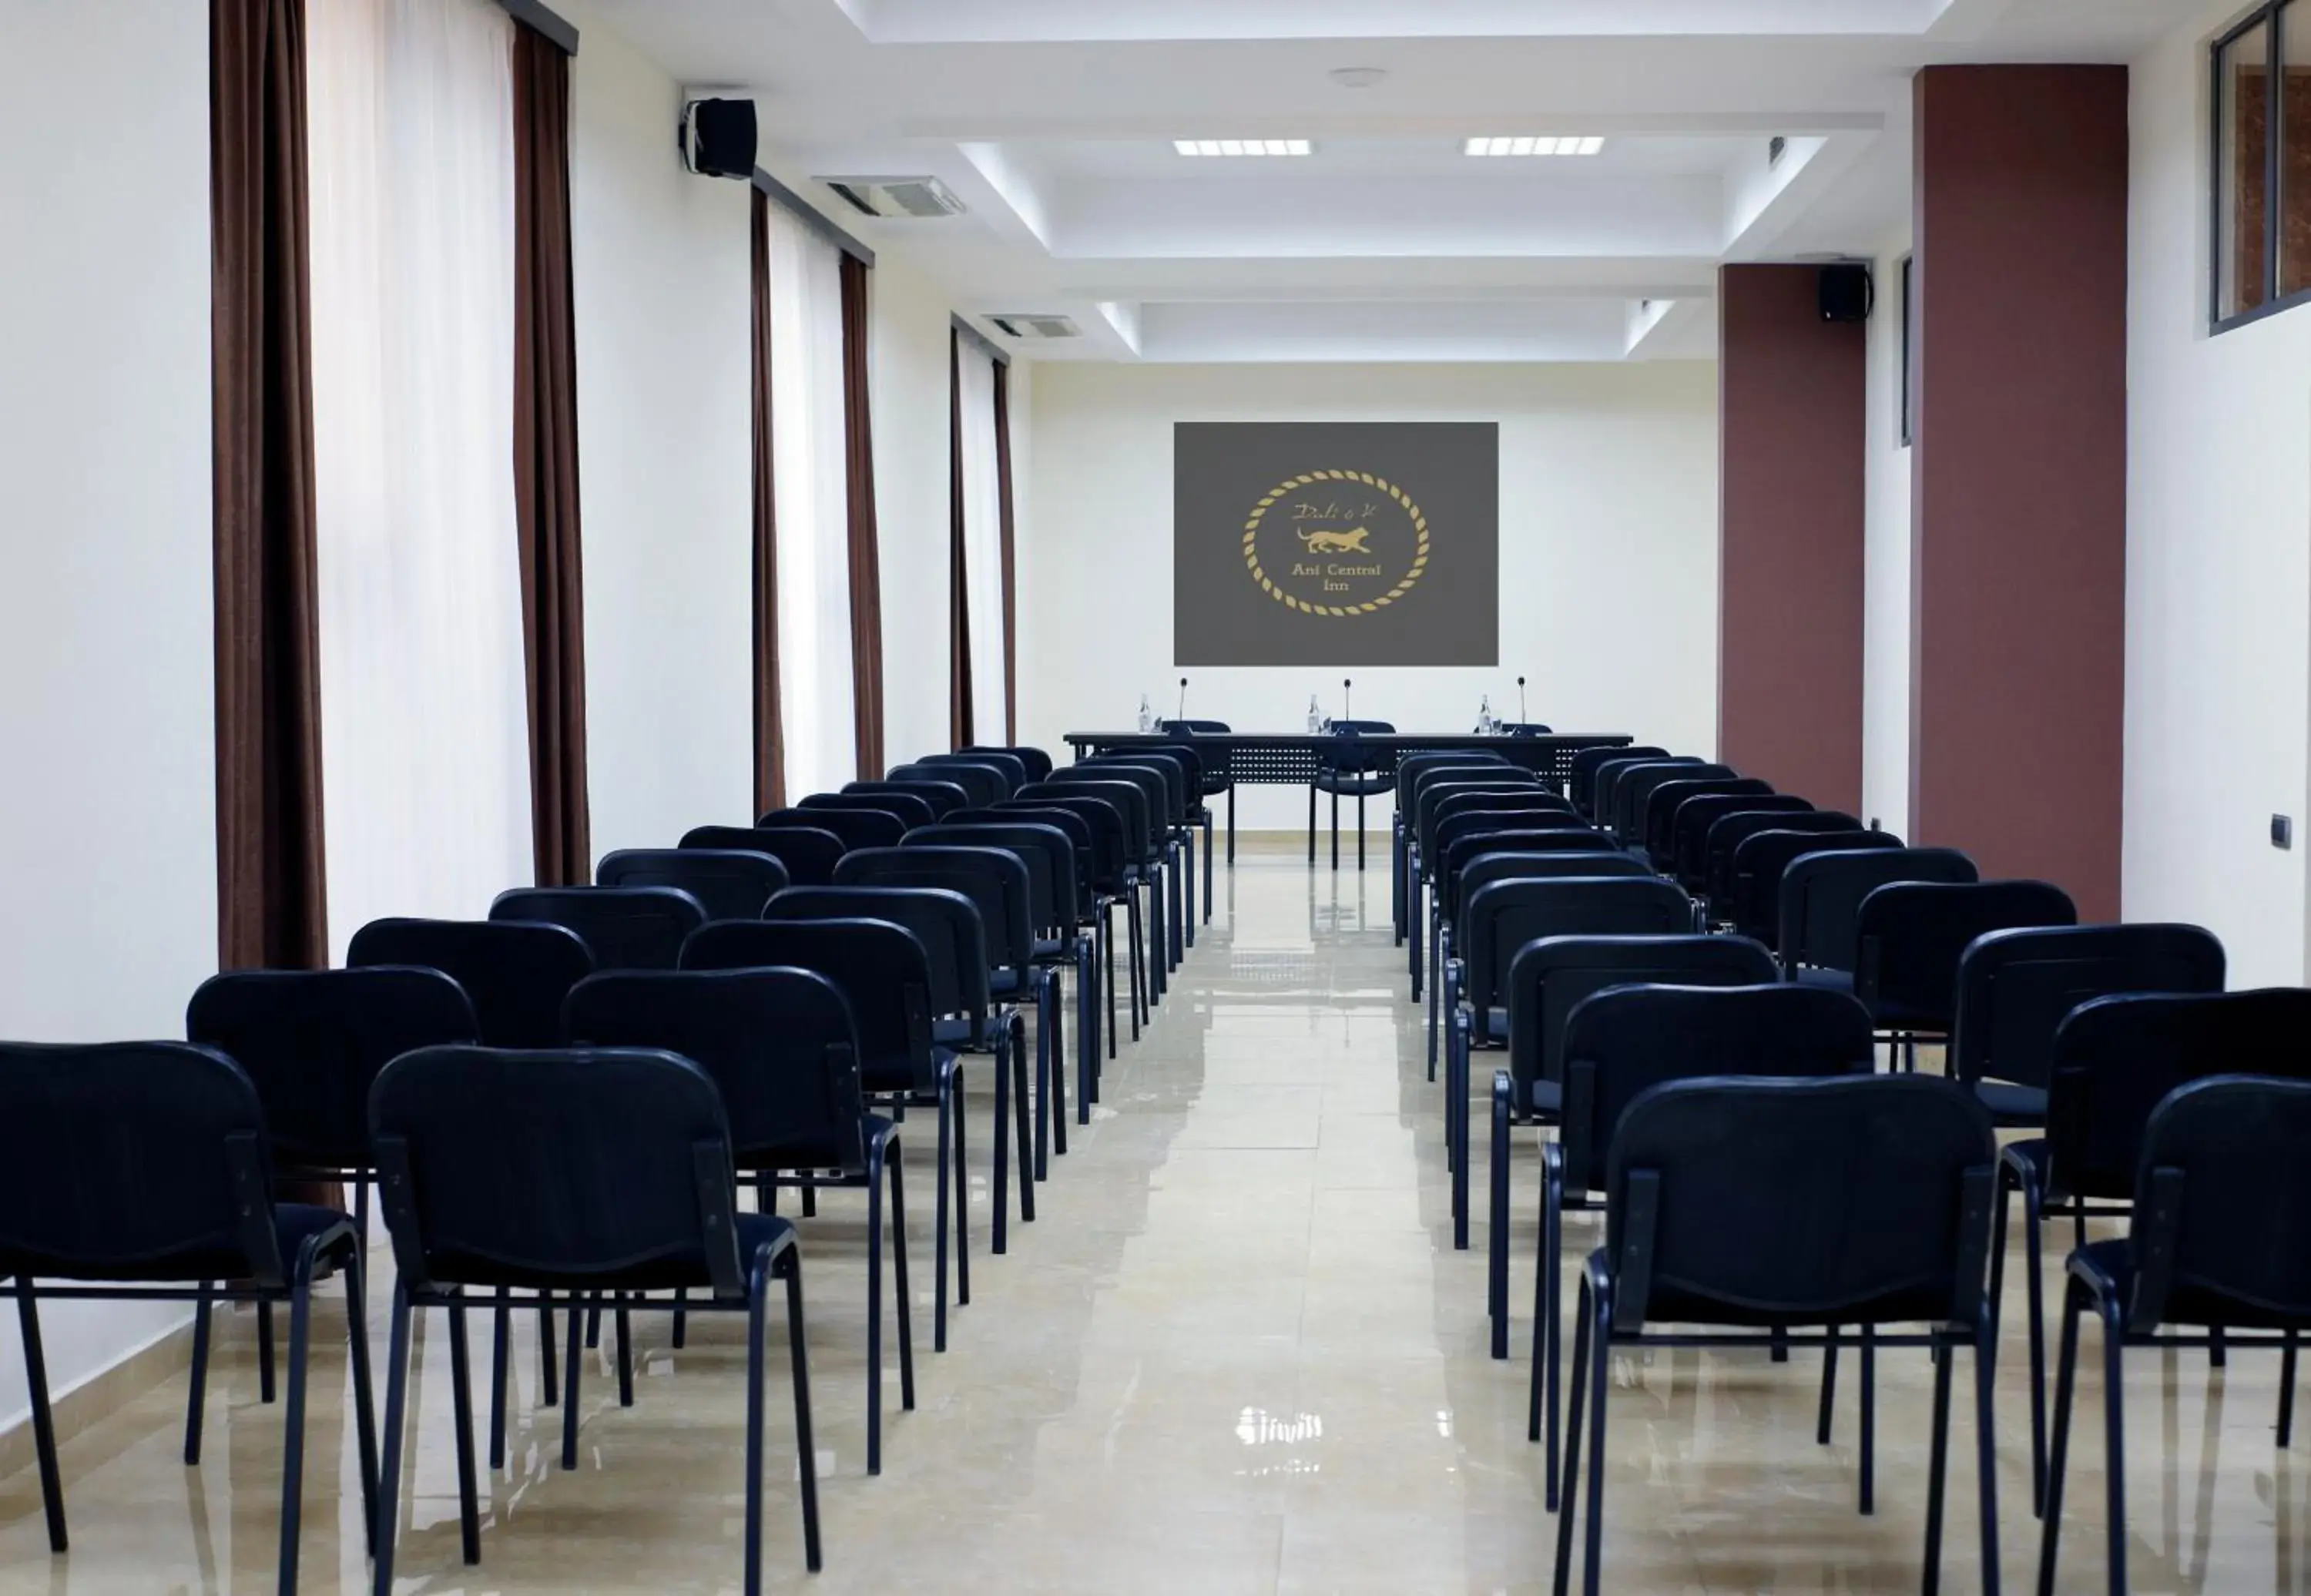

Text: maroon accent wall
xmin=1910 ymin=65 xmax=2127 ymax=920
xmin=1717 ymin=263 xmax=1866 ymax=814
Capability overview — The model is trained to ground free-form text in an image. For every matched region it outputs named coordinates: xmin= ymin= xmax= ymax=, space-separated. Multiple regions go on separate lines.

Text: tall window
xmin=955 ymin=339 xmax=1008 ymax=741
xmin=2214 ymin=1 xmax=2311 ymax=329
xmin=764 ymin=201 xmax=857 ymax=797
xmin=309 ymin=0 xmax=533 ymax=960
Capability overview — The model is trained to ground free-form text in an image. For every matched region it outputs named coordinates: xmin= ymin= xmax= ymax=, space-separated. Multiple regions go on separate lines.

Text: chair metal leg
xmin=934 ymin=1068 xmax=952 ymax=1352
xmin=2021 ymin=1175 xmax=2048 ymax=1516
xmin=2035 ymin=1286 xmax=2085 ymax=1596
xmin=1922 ymin=1326 xmax=1957 ymax=1596
xmin=15 ymin=1280 xmax=68 ymax=1551
xmin=447 ymin=1297 xmax=481 ymax=1564
xmin=1080 ymin=934 xmax=1098 ymax=1120
xmin=1308 ymin=782 xmax=1317 ymax=864
xmin=1488 ymin=1074 xmax=1512 ymax=1359
xmin=867 ymin=1144 xmax=886 ymax=1475
xmin=2281 ymin=1331 xmax=2298 ymax=1447
xmin=1102 ymin=907 xmax=1119 ymax=1061
xmin=370 ymin=1283 xmax=414 ymax=1596
xmin=1358 ymin=792 xmax=1367 ymax=869
xmin=1331 ymin=788 xmax=1340 ymax=870
xmin=1860 ymin=1324 xmax=1877 ymax=1514
xmin=614 ymin=1295 xmax=634 ymax=1407
xmin=1047 ymin=968 xmax=1068 ymax=1158
xmin=1228 ymin=784 xmax=1236 ymax=864
xmin=954 ymin=1061 xmax=971 ymax=1309
xmin=1552 ymin=1274 xmax=1589 ymax=1592
xmin=783 ymin=1261 xmax=824 ymax=1574
xmin=2098 ymin=1302 xmax=2127 ymax=1596
xmin=488 ymin=1289 xmax=512 ymax=1472
xmin=744 ymin=1262 xmax=768 ymax=1596
xmin=1580 ymin=1276 xmax=1611 ymax=1596
xmin=1127 ymin=888 xmax=1146 ymax=1034
xmin=1819 ymin=1326 xmax=1840 ymax=1444
xmin=891 ymin=1142 xmax=916 ymax=1416
xmin=993 ymin=1027 xmax=1012 ymax=1256
xmin=1035 ymin=975 xmax=1052 ymax=1178
xmin=259 ymin=1299 xmax=277 ymax=1403
xmin=1539 ymin=1156 xmax=1565 ymax=1511
xmin=560 ymin=1292 xmax=584 ymax=1469
xmin=585 ymin=1300 xmax=600 ymax=1350
xmin=1013 ymin=1011 xmax=1035 ymax=1211
xmin=1202 ymin=810 xmax=1213 ymax=920
xmin=537 ymin=1298 xmax=558 ymax=1407
xmin=1975 ymin=1319 xmax=2002 ymax=1596
xmin=186 ymin=1281 xmax=213 ymax=1464
xmin=342 ymin=1256 xmax=379 ymax=1557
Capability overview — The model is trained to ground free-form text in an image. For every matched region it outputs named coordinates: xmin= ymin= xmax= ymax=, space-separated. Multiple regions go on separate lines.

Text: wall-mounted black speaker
xmin=1819 ymin=263 xmax=1873 ymax=323
xmin=681 ymin=99 xmax=757 ymax=179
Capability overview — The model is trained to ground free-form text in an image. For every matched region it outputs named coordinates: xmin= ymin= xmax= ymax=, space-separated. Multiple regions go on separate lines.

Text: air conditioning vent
xmin=1768 ymin=136 xmax=1788 ymax=169
xmin=988 ymin=314 xmax=1079 ymax=340
xmin=817 ymin=175 xmax=966 ymax=219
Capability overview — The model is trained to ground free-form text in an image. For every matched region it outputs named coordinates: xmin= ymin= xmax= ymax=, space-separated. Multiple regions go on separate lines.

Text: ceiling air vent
xmin=817 ymin=175 xmax=966 ymax=219
xmin=1768 ymin=136 xmax=1788 ymax=169
xmin=988 ymin=314 xmax=1080 ymax=340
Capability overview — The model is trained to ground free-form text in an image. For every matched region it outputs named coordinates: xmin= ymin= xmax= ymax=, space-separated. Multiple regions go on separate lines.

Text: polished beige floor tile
xmin=5 ymin=853 xmax=2309 ymax=1592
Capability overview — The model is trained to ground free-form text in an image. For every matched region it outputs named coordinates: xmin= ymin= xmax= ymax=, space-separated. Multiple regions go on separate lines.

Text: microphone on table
xmin=1518 ymin=676 xmax=1528 ymax=727
xmin=1178 ymin=676 xmax=1189 ymax=723
xmin=1342 ymin=678 xmax=1353 ymax=723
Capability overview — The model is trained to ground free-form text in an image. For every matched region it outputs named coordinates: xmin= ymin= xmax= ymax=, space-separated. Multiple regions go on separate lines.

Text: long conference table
xmin=1063 ymin=729 xmax=1635 ymax=861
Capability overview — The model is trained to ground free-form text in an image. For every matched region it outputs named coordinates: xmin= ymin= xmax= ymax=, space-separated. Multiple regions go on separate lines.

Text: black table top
xmin=1065 ymin=731 xmax=1632 ymax=750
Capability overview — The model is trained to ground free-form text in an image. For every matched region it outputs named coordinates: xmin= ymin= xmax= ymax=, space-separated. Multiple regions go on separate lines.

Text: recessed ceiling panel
xmin=839 ymin=0 xmax=1950 ymax=43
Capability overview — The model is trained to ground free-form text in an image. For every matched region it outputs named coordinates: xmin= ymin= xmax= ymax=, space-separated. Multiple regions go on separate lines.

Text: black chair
xmin=2037 ymin=1076 xmax=2311 ymax=1596
xmin=1947 ymin=922 xmax=2225 ymax=1127
xmin=1993 ymin=987 xmax=2311 ymax=1517
xmin=597 ymin=847 xmax=790 ymax=921
xmin=1427 ymin=821 xmax=1622 ymax=1005
xmin=760 ymin=804 xmax=904 ymax=852
xmin=1552 ymin=1075 xmax=1999 ymax=1596
xmin=1029 ymin=776 xmax=1159 ymax=1030
xmin=1612 ymin=761 xmax=1733 ymax=846
xmin=1085 ymin=755 xmax=1192 ymax=969
xmin=931 ymin=749 xmax=1027 ymax=793
xmin=367 ymin=1044 xmax=820 ymax=1589
xmin=1311 ymin=719 xmax=1396 ymax=870
xmin=1567 ymin=744 xmax=1659 ymax=820
xmin=801 ymin=789 xmax=937 ymax=830
xmin=0 ymin=1041 xmax=374 ymax=1593
xmin=847 ymin=777 xmax=970 ymax=819
xmin=1592 ymin=756 xmax=1702 ymax=842
xmin=565 ymin=966 xmax=912 ymax=1474
xmin=1161 ymin=719 xmax=1237 ymax=867
xmin=1524 ymin=983 xmax=1876 ymax=1504
xmin=1641 ymin=775 xmax=1770 ymax=868
xmin=1670 ymin=793 xmax=1813 ymax=894
xmin=489 ymin=884 xmax=705 ymax=971
xmin=1702 ymin=809 xmax=1864 ymax=917
xmin=1499 ymin=722 xmax=1554 ymax=736
xmin=960 ymin=744 xmax=1055 ymax=783
xmin=1007 ymin=788 xmax=1140 ymax=1059
xmin=1432 ymin=790 xmax=1578 ymax=834
xmin=1407 ymin=773 xmax=1547 ymax=998
xmin=1485 ymin=935 xmax=1779 ymax=1360
xmin=683 ymin=823 xmax=846 ymax=887
xmin=891 ymin=760 xmax=1005 ymax=808
xmin=347 ymin=917 xmax=592 ymax=1048
xmin=1777 ymin=846 xmax=1979 ymax=997
xmin=1729 ymin=829 xmax=1902 ymax=947
xmin=1394 ymin=752 xmax=1509 ymax=940
xmin=1851 ymin=880 xmax=2078 ymax=1042
xmin=1129 ymin=743 xmax=1214 ymax=934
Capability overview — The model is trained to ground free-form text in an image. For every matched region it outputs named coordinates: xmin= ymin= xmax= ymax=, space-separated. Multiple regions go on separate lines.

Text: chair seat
xmin=0 ymin=1203 xmax=359 ymax=1286
xmin=1972 ymin=1080 xmax=2048 ymax=1128
xmin=2071 ymin=1238 xmax=2311 ymax=1332
xmin=989 ymin=968 xmax=1030 ymax=1000
xmin=1525 ymin=1078 xmax=1561 ymax=1117
xmin=931 ymin=1016 xmax=982 ymax=1048
xmin=424 ymin=1212 xmax=800 ymax=1294
xmin=1485 ymin=1008 xmax=1508 ymax=1044
xmin=1312 ymin=770 xmax=1392 ymax=797
xmin=1791 ymin=966 xmax=1857 ymax=996
xmin=742 ymin=1114 xmax=897 ymax=1176
xmin=1590 ymin=1246 xmax=1963 ymax=1329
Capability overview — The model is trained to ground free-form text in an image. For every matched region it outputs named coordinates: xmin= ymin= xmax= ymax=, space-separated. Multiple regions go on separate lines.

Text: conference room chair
xmin=759 ymin=803 xmax=904 ymax=852
xmin=682 ymin=822 xmax=846 ymax=887
xmin=846 ymin=777 xmax=971 ymax=818
xmin=891 ymin=759 xmax=1006 ymax=808
xmin=1850 ymin=880 xmax=2079 ymax=1046
xmin=597 ymin=847 xmax=790 ymax=921
xmin=1310 ymin=718 xmax=1396 ymax=870
xmin=366 ymin=1044 xmax=820 ymax=1589
xmin=1641 ymin=775 xmax=1771 ymax=870
xmin=1123 ymin=742 xmax=1213 ymax=932
xmin=1443 ymin=874 xmax=1696 ymax=1244
xmin=960 ymin=743 xmax=1055 ymax=783
xmin=927 ymin=749 xmax=1026 ymax=795
xmin=0 ymin=1041 xmax=375 ymax=1594
xmin=491 ymin=884 xmax=706 ymax=972
xmin=1992 ymin=987 xmax=2311 ymax=1516
xmin=983 ymin=798 xmax=1112 ymax=1083
xmin=1407 ymin=771 xmax=1547 ymax=994
xmin=2036 ymin=1077 xmax=2311 ymax=1596
xmin=1498 ymin=722 xmax=1555 ymax=736
xmin=1160 ymin=718 xmax=1237 ymax=867
xmin=1946 ymin=922 xmax=2226 ymax=1128
xmin=800 ymin=788 xmax=938 ymax=830
xmin=836 ymin=846 xmax=1042 ymax=1232
xmin=1007 ymin=786 xmax=1140 ymax=1058
xmin=1670 ymin=793 xmax=1813 ymax=894
xmin=1028 ymin=774 xmax=1161 ymax=1025
xmin=1525 ymin=984 xmax=1877 ymax=1510
xmin=1776 ymin=845 xmax=1980 ymax=994
xmin=348 ymin=917 xmax=592 ymax=1049
xmin=1700 ymin=808 xmax=1864 ymax=919
xmin=1394 ymin=753 xmax=1512 ymax=943
xmin=1726 ymin=827 xmax=1901 ymax=948
xmin=1551 ymin=1075 xmax=1999 ymax=1596
xmin=1566 ymin=743 xmax=1662 ymax=821
xmin=1484 ymin=935 xmax=1779 ymax=1362
xmin=1431 ymin=790 xmax=1578 ymax=837
xmin=1588 ymin=755 xmax=1702 ymax=841
xmin=1085 ymin=752 xmax=1194 ymax=961
xmin=564 ymin=966 xmax=913 ymax=1476
xmin=1425 ymin=815 xmax=1615 ymax=1017
xmin=1611 ymin=760 xmax=1733 ymax=846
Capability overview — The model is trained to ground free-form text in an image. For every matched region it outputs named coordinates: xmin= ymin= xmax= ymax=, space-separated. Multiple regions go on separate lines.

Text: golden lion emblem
xmin=1296 ymin=526 xmax=1374 ymax=555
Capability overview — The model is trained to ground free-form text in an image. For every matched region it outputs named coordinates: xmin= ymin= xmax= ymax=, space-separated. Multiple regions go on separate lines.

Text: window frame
xmin=2212 ymin=0 xmax=2311 ymax=334
xmin=1897 ymin=253 xmax=1914 ymax=450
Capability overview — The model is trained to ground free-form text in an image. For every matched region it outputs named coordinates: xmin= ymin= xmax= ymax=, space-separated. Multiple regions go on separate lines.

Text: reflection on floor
xmin=2 ymin=853 xmax=2306 ymax=1592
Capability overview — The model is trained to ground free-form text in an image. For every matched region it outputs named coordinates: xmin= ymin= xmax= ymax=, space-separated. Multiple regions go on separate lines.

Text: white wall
xmin=2125 ymin=1 xmax=2311 ymax=987
xmin=870 ymin=253 xmax=961 ymax=766
xmin=1862 ymin=232 xmax=1914 ymax=837
xmin=1024 ymin=360 xmax=1720 ymax=829
xmin=0 ymin=0 xmax=216 ymax=1430
xmin=567 ymin=0 xmax=756 ymax=845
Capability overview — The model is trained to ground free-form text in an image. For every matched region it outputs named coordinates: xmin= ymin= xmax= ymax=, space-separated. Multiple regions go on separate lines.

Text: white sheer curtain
xmin=766 ymin=202 xmax=857 ymax=797
xmin=956 ymin=342 xmax=1008 ymax=741
xmin=309 ymin=0 xmax=532 ymax=962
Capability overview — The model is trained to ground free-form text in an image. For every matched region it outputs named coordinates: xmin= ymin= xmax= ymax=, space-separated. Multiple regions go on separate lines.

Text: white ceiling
xmin=594 ymin=0 xmax=2185 ymax=363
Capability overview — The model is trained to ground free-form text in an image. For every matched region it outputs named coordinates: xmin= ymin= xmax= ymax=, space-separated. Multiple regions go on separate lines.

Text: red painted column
xmin=1717 ymin=263 xmax=1866 ymax=813
xmin=1911 ymin=65 xmax=2127 ymax=920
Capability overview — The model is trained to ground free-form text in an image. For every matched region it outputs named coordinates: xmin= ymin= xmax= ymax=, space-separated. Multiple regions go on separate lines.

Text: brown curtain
xmin=994 ymin=357 xmax=1018 ymax=744
xmin=948 ymin=328 xmax=973 ymax=748
xmin=512 ymin=24 xmax=590 ymax=886
xmin=840 ymin=252 xmax=886 ymax=777
xmin=751 ymin=189 xmax=787 ymax=816
xmin=210 ymin=0 xmax=327 ymax=974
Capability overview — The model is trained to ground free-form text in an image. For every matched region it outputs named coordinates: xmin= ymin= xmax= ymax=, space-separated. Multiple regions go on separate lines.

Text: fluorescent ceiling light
xmin=1174 ymin=139 xmax=1312 ymax=157
xmin=1464 ymin=136 xmax=1605 ymax=156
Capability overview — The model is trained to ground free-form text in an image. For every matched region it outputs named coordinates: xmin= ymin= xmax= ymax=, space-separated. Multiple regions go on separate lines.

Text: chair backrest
xmin=1853 ymin=880 xmax=2080 ymax=1030
xmin=2044 ymin=988 xmax=2311 ymax=1199
xmin=1603 ymin=1075 xmax=1996 ymax=1330
xmin=1433 ymin=789 xmax=1576 ymax=832
xmin=1500 ymin=722 xmax=1554 ymax=736
xmin=491 ymin=885 xmax=706 ymax=971
xmin=1441 ymin=827 xmax=1626 ymax=918
xmin=1504 ymin=933 xmax=1779 ymax=1101
xmin=0 ymin=1041 xmax=293 ymax=1287
xmin=1593 ymin=756 xmax=1701 ymax=838
xmin=1029 ymin=776 xmax=1154 ymax=863
xmin=680 ymin=823 xmax=845 ymax=887
xmin=766 ymin=884 xmax=989 ymax=1041
xmin=347 ymin=917 xmax=593 ymax=1049
xmin=596 ymin=847 xmax=790 ymax=921
xmin=1158 ymin=724 xmax=1234 ymax=794
xmin=905 ymin=822 xmax=1073 ymax=937
xmin=1557 ymin=981 xmax=1876 ymax=1192
xmin=837 ymin=843 xmax=1031 ymax=974
xmin=891 ymin=760 xmax=1005 ymax=807
xmin=1005 ymin=790 xmax=1128 ymax=893
xmin=847 ymin=777 xmax=971 ymax=818
xmin=1396 ymin=750 xmax=1508 ymax=814
xmin=1415 ymin=776 xmax=1543 ymax=861
xmin=370 ymin=1044 xmax=746 ymax=1298
xmin=1614 ymin=762 xmax=1733 ymax=843
xmin=758 ymin=804 xmax=904 ymax=851
xmin=1318 ymin=719 xmax=1395 ymax=775
xmin=1644 ymin=776 xmax=1772 ymax=865
xmin=1133 ymin=744 xmax=1207 ymax=807
xmin=976 ymin=803 xmax=1098 ymax=915
xmin=801 ymin=789 xmax=937 ymax=830
xmin=565 ymin=967 xmax=867 ymax=1173
xmin=1461 ymin=877 xmax=1696 ymax=1012
xmin=186 ymin=967 xmax=478 ymax=1172
xmin=1434 ymin=807 xmax=1593 ymax=871
xmin=1702 ymin=810 xmax=1863 ymax=907
xmin=936 ymin=749 xmax=1028 ymax=792
xmin=682 ymin=917 xmax=937 ymax=1096
xmin=1672 ymin=794 xmax=1813 ymax=890
xmin=2125 ymin=1077 xmax=2311 ymax=1332
xmin=1949 ymin=923 xmax=2225 ymax=1091
xmin=1085 ymin=755 xmax=1186 ymax=826
xmin=1729 ymin=830 xmax=1899 ymax=946
xmin=960 ymin=745 xmax=1055 ymax=783
xmin=1569 ymin=744 xmax=1662 ymax=818
xmin=1777 ymin=847 xmax=1980 ymax=976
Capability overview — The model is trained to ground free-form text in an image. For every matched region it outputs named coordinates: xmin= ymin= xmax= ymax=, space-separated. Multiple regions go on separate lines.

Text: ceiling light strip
xmin=1463 ymin=136 xmax=1605 ymax=156
xmin=1173 ymin=139 xmax=1313 ymax=157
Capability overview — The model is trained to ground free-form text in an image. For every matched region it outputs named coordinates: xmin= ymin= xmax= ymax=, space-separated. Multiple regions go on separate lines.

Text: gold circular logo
xmin=1241 ymin=469 xmax=1431 ymax=617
